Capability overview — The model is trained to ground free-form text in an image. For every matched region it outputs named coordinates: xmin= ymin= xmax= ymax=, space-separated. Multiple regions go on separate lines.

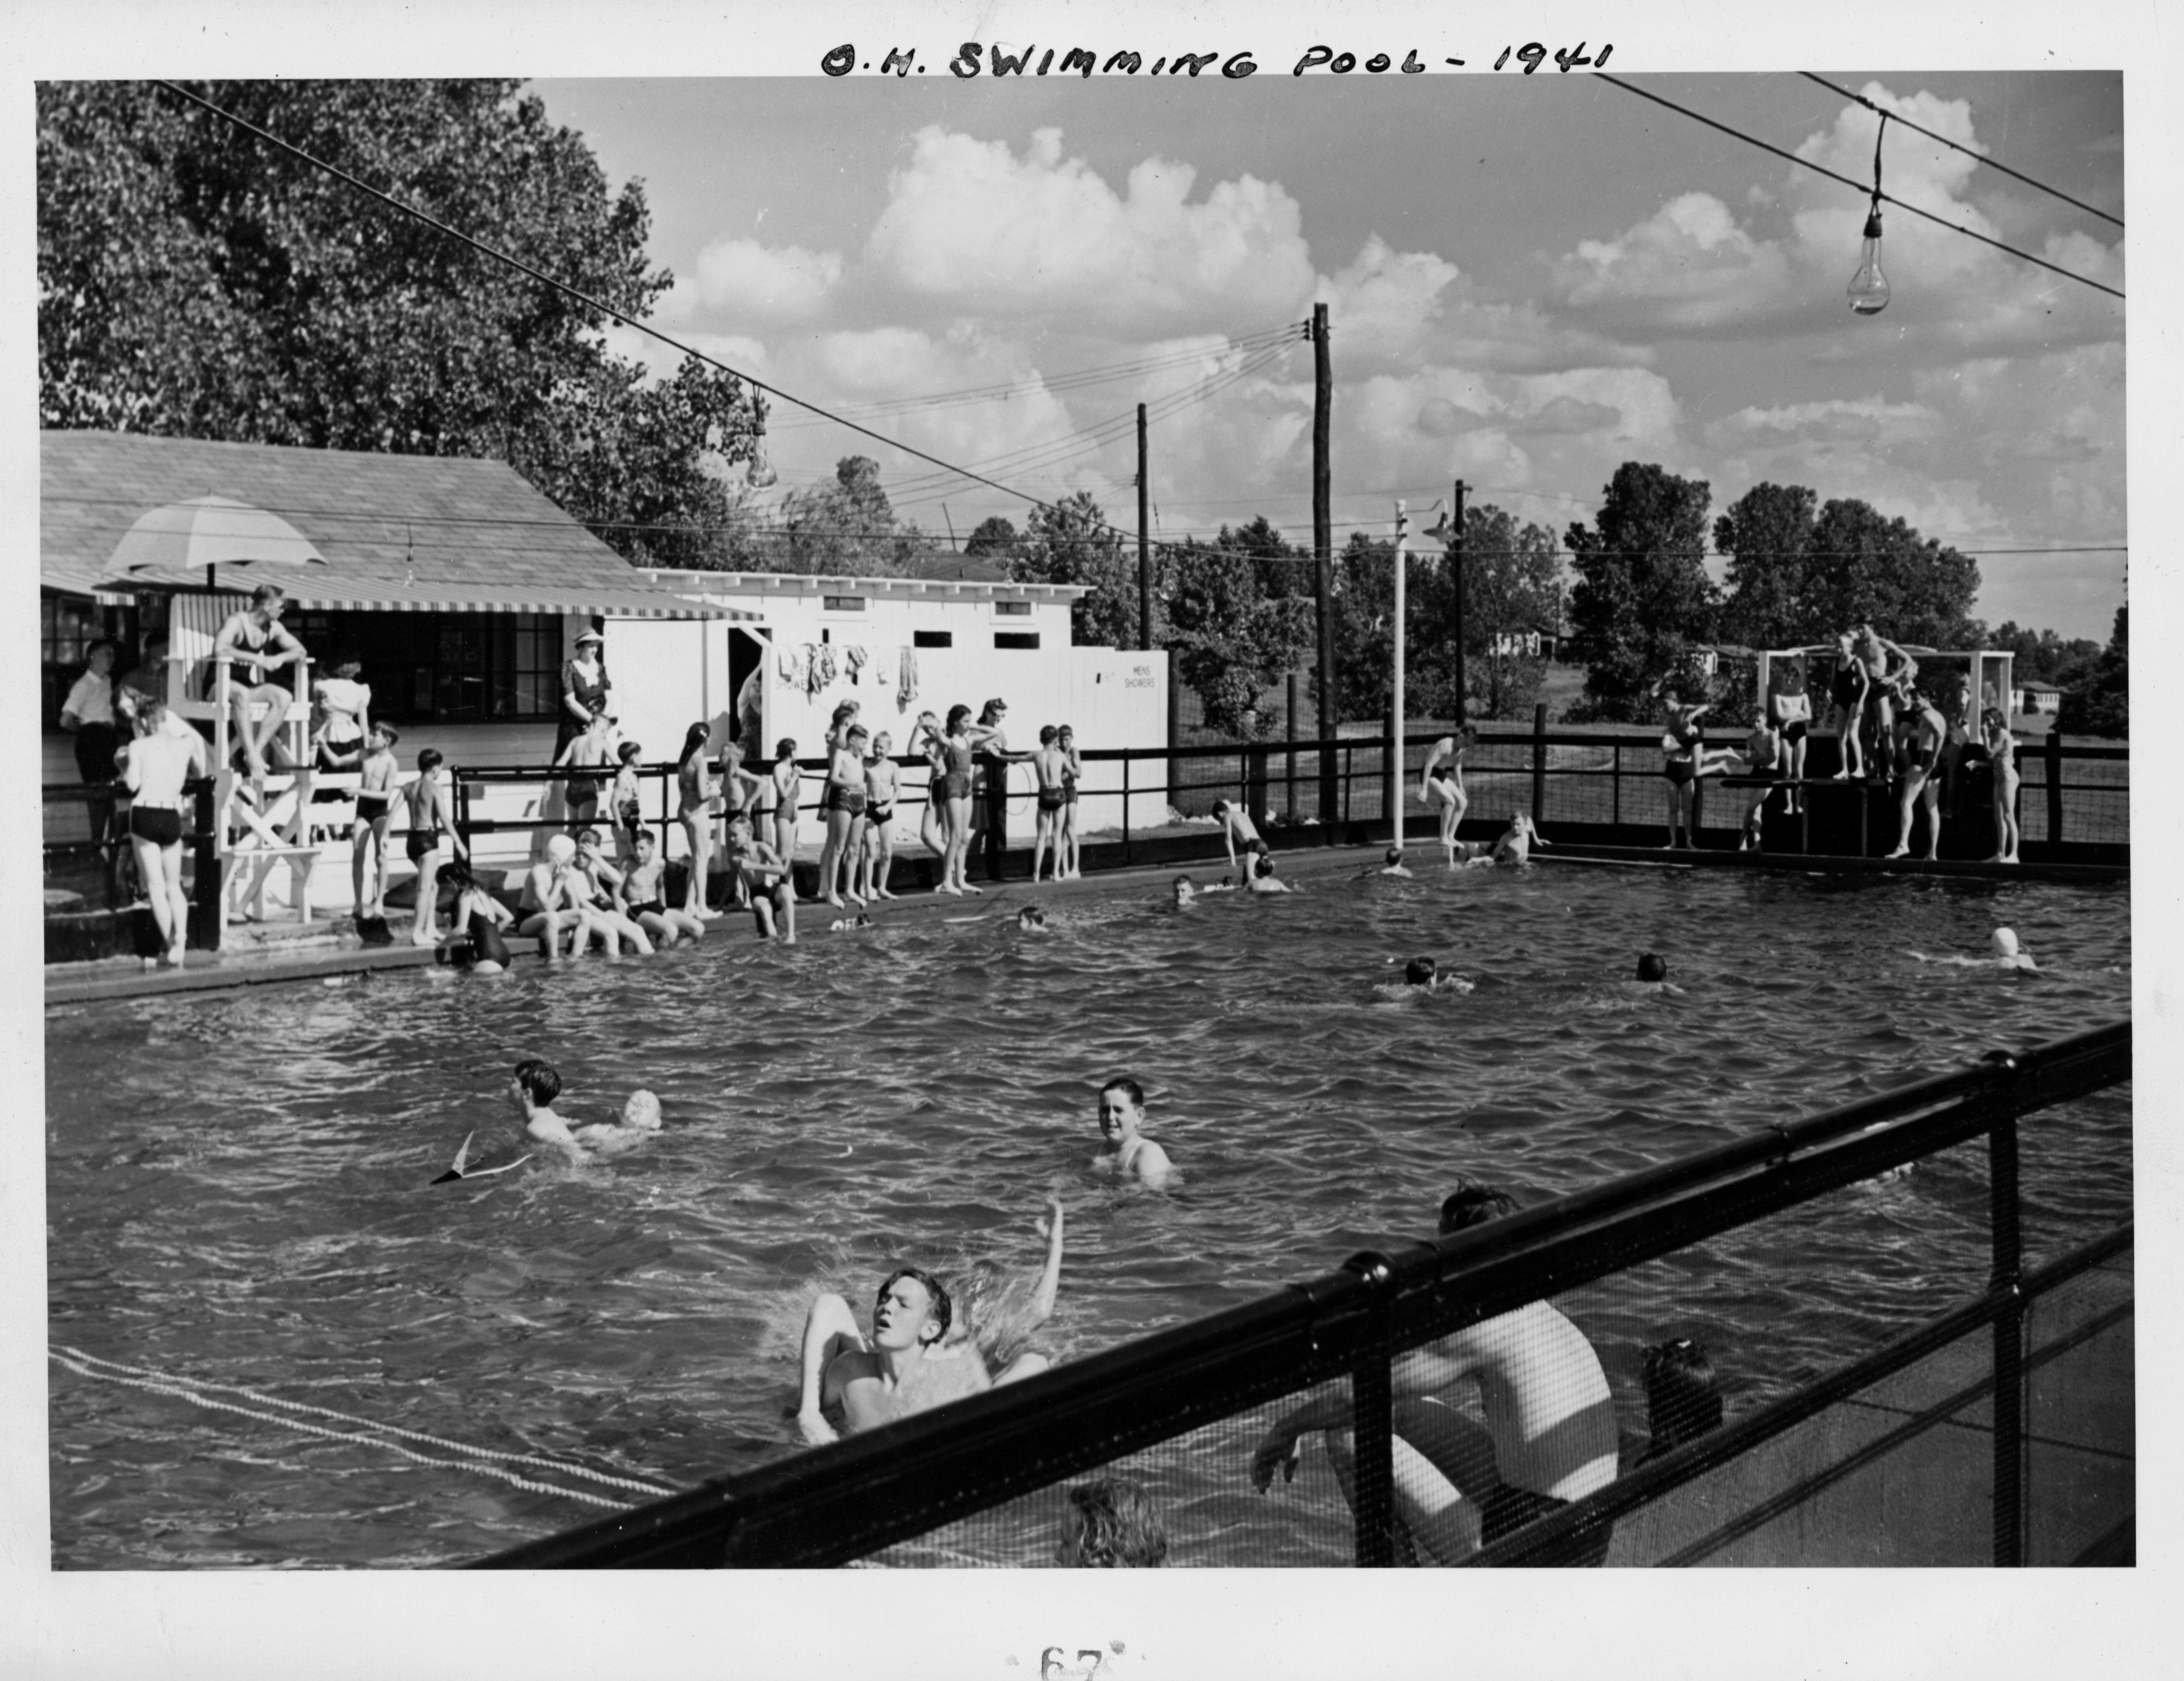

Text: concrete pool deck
xmin=45 ymin=827 xmax=2122 ymax=1007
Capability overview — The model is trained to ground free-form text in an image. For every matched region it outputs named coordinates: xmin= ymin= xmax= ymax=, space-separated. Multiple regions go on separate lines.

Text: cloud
xmin=682 ymin=237 xmax=844 ymax=322
xmin=862 ymin=125 xmax=1317 ymax=334
xmin=1552 ymin=192 xmax=1796 ymax=326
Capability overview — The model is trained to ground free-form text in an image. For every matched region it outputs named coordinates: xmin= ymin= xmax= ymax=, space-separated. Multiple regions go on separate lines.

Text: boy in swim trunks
xmin=1032 ymin=725 xmax=1069 ymax=883
xmin=1492 ymin=811 xmax=1550 ymax=866
xmin=1884 ymin=683 xmax=1948 ymax=861
xmin=571 ymin=828 xmax=656 ymax=954
xmin=1254 ymin=1180 xmax=1618 ymax=1566
xmin=118 ymin=695 xmax=208 ymax=967
xmin=1739 ymin=712 xmax=1784 ymax=851
xmin=815 ymin=724 xmax=870 ymax=908
xmin=352 ymin=724 xmax=399 ymax=922
xmin=610 ymin=741 xmax=645 ymax=854
xmin=1211 ymin=799 xmax=1262 ymax=875
xmin=508 ymin=1058 xmax=581 ymax=1155
xmin=1094 ymin=1077 xmax=1174 ymax=1189
xmin=403 ymin=748 xmax=467 ymax=946
xmin=1245 ymin=848 xmax=1295 ymax=894
xmin=857 ymin=731 xmax=900 ymax=902
xmin=725 ymin=811 xmax=797 ymax=944
xmin=619 ymin=828 xmax=706 ymax=947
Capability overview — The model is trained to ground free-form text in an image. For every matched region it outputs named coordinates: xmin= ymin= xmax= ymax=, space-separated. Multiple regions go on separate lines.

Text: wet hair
xmin=776 ymin=737 xmax=798 ymax=759
xmin=1637 ymin=952 xmax=1668 ymax=982
xmin=1256 ymin=854 xmax=1276 ymax=875
xmin=945 ymin=705 xmax=972 ymax=733
xmin=1439 ymin=1178 xmax=1520 ymax=1234
xmin=438 ymin=857 xmax=474 ymax=891
xmin=1384 ymin=846 xmax=1403 ymax=865
xmin=1642 ymin=1338 xmax=1724 ymax=1453
xmin=417 ymin=748 xmax=444 ymax=772
xmin=1100 ymin=1076 xmax=1146 ymax=1110
xmin=1018 ymin=906 xmax=1047 ymax=928
xmin=512 ymin=1059 xmax=562 ymax=1107
xmin=618 ymin=741 xmax=642 ymax=763
xmin=682 ymin=723 xmax=713 ymax=761
xmin=250 ymin=583 xmax=286 ymax=608
xmin=1062 ymin=1476 xmax=1169 ymax=1568
xmin=1040 ymin=725 xmax=1059 ymax=745
xmin=1404 ymin=956 xmax=1437 ymax=986
xmin=876 ymin=1266 xmax=952 ymax=1343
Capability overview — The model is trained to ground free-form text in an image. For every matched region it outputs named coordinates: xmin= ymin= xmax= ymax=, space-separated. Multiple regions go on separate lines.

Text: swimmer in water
xmin=1245 ymin=844 xmax=1295 ymax=894
xmin=1094 ymin=1077 xmax=1173 ymax=1189
xmin=1172 ymin=874 xmax=1197 ymax=909
xmin=1380 ymin=846 xmax=1413 ymax=878
xmin=1405 ymin=956 xmax=1440 ymax=989
xmin=1636 ymin=952 xmax=1668 ymax=982
xmin=571 ymin=1088 xmax=664 ymax=1155
xmin=507 ymin=1058 xmax=582 ymax=1155
xmin=1018 ymin=905 xmax=1049 ymax=933
xmin=1492 ymin=811 xmax=1550 ymax=866
xmin=441 ymin=858 xmax=514 ymax=972
xmin=794 ymin=1198 xmax=1066 ymax=1445
xmin=1991 ymin=928 xmax=2037 ymax=972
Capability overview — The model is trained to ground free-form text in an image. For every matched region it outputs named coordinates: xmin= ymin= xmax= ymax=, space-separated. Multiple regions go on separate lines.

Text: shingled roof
xmin=41 ymin=430 xmax=665 ymax=600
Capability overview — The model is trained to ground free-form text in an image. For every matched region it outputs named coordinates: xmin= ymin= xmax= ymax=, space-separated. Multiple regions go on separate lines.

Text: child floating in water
xmin=1991 ymin=928 xmax=2037 ymax=972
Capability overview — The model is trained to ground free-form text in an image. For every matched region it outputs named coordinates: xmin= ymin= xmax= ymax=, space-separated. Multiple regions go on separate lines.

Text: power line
xmin=1797 ymin=73 xmax=2122 ymax=229
xmin=1595 ymin=73 xmax=2124 ymax=302
xmin=146 ymin=80 xmax=1202 ymax=530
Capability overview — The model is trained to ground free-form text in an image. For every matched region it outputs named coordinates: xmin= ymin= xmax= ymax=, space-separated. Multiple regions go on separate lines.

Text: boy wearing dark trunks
xmin=119 ymin=696 xmax=208 ymax=966
xmin=1770 ymin=655 xmax=1813 ymax=813
xmin=610 ymin=741 xmax=644 ymax=854
xmin=1886 ymin=683 xmax=1948 ymax=861
xmin=403 ymin=748 xmax=466 ymax=946
xmin=352 ymin=724 xmax=399 ymax=922
xmin=726 ymin=811 xmax=797 ymax=944
xmin=620 ymin=828 xmax=705 ymax=946
xmin=856 ymin=731 xmax=899 ymax=902
xmin=1739 ymin=712 xmax=1783 ymax=851
xmin=1032 ymin=725 xmax=1068 ymax=884
xmin=815 ymin=724 xmax=870 ymax=908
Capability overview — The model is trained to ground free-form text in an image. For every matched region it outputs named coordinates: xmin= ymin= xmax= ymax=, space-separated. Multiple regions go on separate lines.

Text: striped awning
xmin=92 ymin=571 xmax=750 ymax=620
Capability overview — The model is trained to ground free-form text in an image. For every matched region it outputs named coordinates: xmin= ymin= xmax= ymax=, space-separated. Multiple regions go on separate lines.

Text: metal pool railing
xmin=474 ymin=1019 xmax=2131 ymax=1570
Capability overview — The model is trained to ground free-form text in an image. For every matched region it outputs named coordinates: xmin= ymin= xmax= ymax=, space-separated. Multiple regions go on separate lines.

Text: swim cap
xmin=546 ymin=834 xmax=577 ymax=865
xmin=1992 ymin=928 xmax=2019 ymax=959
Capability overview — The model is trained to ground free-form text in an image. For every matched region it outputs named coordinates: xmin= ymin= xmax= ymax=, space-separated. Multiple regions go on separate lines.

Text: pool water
xmin=45 ymin=861 xmax=2131 ymax=1567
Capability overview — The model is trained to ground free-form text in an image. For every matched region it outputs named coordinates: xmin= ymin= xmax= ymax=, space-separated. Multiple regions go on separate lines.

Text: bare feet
xmin=963 ymin=881 xmax=983 ymax=894
xmin=410 ymin=927 xmax=439 ymax=946
xmin=1883 ymin=847 xmax=1909 ymax=860
xmin=823 ymin=894 xmax=844 ymax=908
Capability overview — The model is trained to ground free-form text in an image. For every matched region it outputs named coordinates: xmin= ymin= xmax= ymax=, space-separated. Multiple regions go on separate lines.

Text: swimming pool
xmin=44 ymin=860 xmax=2131 ymax=1566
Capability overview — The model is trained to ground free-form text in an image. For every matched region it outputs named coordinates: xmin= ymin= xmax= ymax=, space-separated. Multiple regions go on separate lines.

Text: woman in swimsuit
xmin=1824 ymin=633 xmax=1868 ymax=780
xmin=1769 ymin=655 xmax=1813 ymax=814
xmin=858 ymin=731 xmax=900 ymax=902
xmin=1056 ymin=725 xmax=1085 ymax=880
xmin=816 ymin=724 xmax=871 ymax=908
xmin=442 ymin=859 xmax=515 ymax=972
xmin=770 ymin=738 xmax=804 ymax=893
xmin=1656 ymin=689 xmax=1735 ymax=849
xmin=675 ymin=722 xmax=719 ymax=920
xmin=1982 ymin=707 xmax=2020 ymax=864
xmin=1419 ymin=727 xmax=1477 ymax=863
xmin=928 ymin=705 xmax=997 ymax=895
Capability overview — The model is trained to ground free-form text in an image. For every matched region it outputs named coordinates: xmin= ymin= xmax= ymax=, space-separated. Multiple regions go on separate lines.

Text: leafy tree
xmin=1714 ymin=482 xmax=1819 ymax=648
xmin=2058 ymin=604 xmax=2127 ymax=738
xmin=962 ymin=515 xmax=1023 ymax=562
xmin=37 ymin=78 xmax=763 ymax=567
xmin=769 ymin=456 xmax=940 ymax=577
xmin=1162 ymin=529 xmax=1312 ymax=739
xmin=1801 ymin=499 xmax=1981 ymax=648
xmin=1987 ymin=620 xmax=2103 ymax=685
xmin=1455 ymin=505 xmax=1561 ymax=720
xmin=1011 ymin=491 xmax=1150 ymax=648
xmin=1564 ymin=463 xmax=1719 ymax=720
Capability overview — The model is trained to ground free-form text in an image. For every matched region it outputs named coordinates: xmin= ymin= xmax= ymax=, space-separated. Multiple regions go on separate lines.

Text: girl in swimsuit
xmin=1770 ymin=656 xmax=1813 ymax=813
xmin=1056 ymin=725 xmax=1085 ymax=880
xmin=914 ymin=712 xmax=950 ymax=864
xmin=858 ymin=731 xmax=900 ymax=902
xmin=771 ymin=738 xmax=803 ymax=893
xmin=675 ymin=722 xmax=719 ymax=919
xmin=1825 ymin=633 xmax=1868 ymax=780
xmin=1419 ymin=727 xmax=1476 ymax=863
xmin=929 ymin=705 xmax=997 ymax=895
xmin=1655 ymin=690 xmax=1735 ymax=849
xmin=1983 ymin=707 xmax=2020 ymax=864
xmin=816 ymin=725 xmax=871 ymax=907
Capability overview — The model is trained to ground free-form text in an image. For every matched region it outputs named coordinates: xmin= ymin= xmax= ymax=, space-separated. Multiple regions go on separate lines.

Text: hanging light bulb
xmin=745 ymin=429 xmax=778 ymax=489
xmin=1846 ymin=201 xmax=1889 ymax=316
xmin=1846 ymin=109 xmax=1890 ymax=317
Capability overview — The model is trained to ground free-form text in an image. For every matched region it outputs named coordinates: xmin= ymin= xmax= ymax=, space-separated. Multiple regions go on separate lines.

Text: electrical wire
xmin=1594 ymin=74 xmax=2124 ymax=301
xmin=1798 ymin=72 xmax=2122 ymax=229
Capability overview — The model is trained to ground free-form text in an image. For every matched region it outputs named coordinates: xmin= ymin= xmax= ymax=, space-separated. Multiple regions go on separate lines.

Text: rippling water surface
xmin=45 ymin=862 xmax=2131 ymax=1566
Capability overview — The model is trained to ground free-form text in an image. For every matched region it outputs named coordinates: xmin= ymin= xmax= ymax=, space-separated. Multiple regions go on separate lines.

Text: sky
xmin=533 ymin=71 xmax=2126 ymax=640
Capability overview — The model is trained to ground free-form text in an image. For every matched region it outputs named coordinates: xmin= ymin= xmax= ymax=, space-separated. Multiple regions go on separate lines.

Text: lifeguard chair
xmin=164 ymin=592 xmax=326 ymax=928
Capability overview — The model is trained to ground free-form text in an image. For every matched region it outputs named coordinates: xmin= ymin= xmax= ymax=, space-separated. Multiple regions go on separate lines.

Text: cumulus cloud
xmin=1552 ymin=192 xmax=1797 ymax=326
xmin=683 ymin=237 xmax=844 ymax=322
xmin=862 ymin=126 xmax=1317 ymax=334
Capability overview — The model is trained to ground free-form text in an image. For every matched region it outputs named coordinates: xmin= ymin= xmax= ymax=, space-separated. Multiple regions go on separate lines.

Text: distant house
xmin=2014 ymin=683 xmax=2068 ymax=715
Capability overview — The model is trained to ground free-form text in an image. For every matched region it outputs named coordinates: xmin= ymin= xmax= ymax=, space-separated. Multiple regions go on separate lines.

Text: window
xmin=994 ymin=600 xmax=1032 ymax=617
xmin=823 ymin=595 xmax=867 ymax=613
xmin=995 ymin=632 xmax=1041 ymax=651
xmin=280 ymin=609 xmax=562 ymax=725
xmin=913 ymin=630 xmax=953 ymax=648
xmin=41 ymin=594 xmax=133 ymax=725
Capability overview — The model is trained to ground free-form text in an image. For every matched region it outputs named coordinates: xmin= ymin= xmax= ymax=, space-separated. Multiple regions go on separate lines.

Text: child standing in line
xmin=1031 ymin=725 xmax=1068 ymax=883
xmin=403 ymin=747 xmax=467 ymax=947
xmin=857 ymin=731 xmax=900 ymax=902
xmin=771 ymin=738 xmax=803 ymax=894
xmin=352 ymin=723 xmax=399 ymax=922
xmin=1056 ymin=725 xmax=1086 ymax=880
xmin=610 ymin=740 xmax=645 ymax=856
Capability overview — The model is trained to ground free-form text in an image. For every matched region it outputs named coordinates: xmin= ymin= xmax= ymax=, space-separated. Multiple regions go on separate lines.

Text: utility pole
xmin=1137 ymin=403 xmax=1151 ymax=650
xmin=1450 ymin=478 xmax=1468 ymax=727
xmin=1312 ymin=303 xmax=1336 ymax=828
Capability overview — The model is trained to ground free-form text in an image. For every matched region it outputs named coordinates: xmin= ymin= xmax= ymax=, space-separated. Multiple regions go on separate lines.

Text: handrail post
xmin=2044 ymin=724 xmax=2064 ymax=848
xmin=452 ymin=767 xmax=471 ymax=859
xmin=1345 ymin=1254 xmax=1398 ymax=1567
xmin=1285 ymin=674 xmax=1299 ymax=822
xmin=1987 ymin=1057 xmax=2027 ymax=1567
xmin=1531 ymin=703 xmax=1548 ymax=823
xmin=190 ymin=776 xmax=222 ymax=952
xmin=1122 ymin=751 xmax=1132 ymax=860
xmin=1612 ymin=741 xmax=1621 ymax=828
